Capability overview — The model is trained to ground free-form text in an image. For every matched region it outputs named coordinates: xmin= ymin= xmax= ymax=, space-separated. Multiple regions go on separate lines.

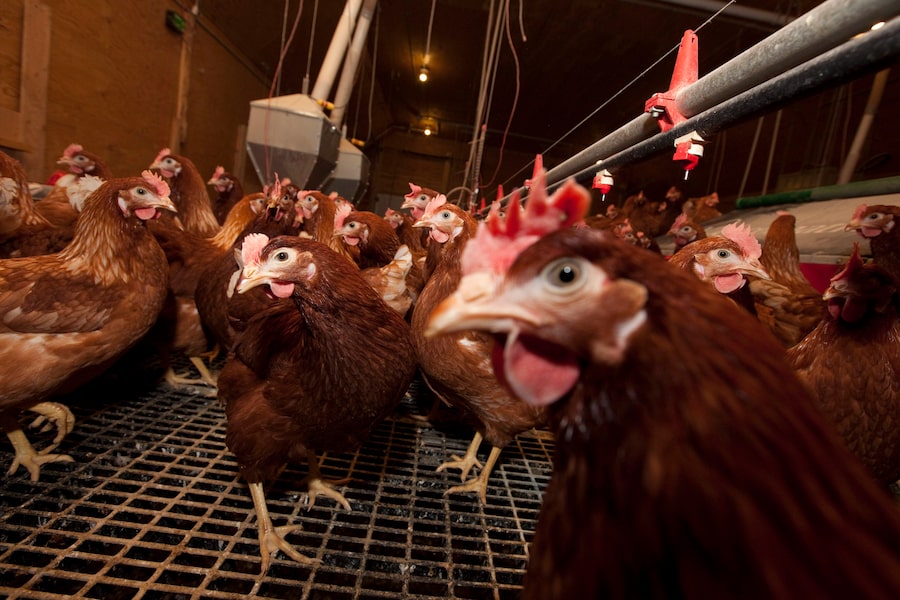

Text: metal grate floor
xmin=0 ymin=352 xmax=553 ymax=599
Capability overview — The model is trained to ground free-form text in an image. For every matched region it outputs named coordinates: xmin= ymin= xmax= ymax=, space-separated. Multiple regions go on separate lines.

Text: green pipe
xmin=736 ymin=176 xmax=900 ymax=209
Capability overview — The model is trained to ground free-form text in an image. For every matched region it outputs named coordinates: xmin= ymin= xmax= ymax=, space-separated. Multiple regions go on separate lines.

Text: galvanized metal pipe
xmin=676 ymin=0 xmax=900 ymax=117
xmin=574 ymin=15 xmax=900 ymax=186
xmin=536 ymin=0 xmax=900 ymax=197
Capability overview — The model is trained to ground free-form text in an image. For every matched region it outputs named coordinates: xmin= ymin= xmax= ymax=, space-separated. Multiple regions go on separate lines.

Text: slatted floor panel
xmin=0 ymin=354 xmax=553 ymax=599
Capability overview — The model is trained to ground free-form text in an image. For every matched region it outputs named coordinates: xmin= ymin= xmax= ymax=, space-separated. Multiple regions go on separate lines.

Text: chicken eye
xmin=541 ymin=258 xmax=585 ymax=293
xmin=717 ymin=249 xmax=731 ymax=259
xmin=680 ymin=226 xmax=691 ymax=234
xmin=274 ymin=251 xmax=290 ymax=262
xmin=440 ymin=210 xmax=452 ymax=219
xmin=135 ymin=187 xmax=147 ymax=196
xmin=867 ymin=212 xmax=883 ymax=221
xmin=417 ymin=194 xmax=428 ymax=202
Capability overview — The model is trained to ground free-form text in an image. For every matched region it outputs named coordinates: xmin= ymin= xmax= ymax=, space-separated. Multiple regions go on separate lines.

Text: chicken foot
xmin=25 ymin=402 xmax=76 ymax=452
xmin=2 ymin=411 xmax=74 ymax=481
xmin=248 ymin=481 xmax=318 ymax=575
xmin=301 ymin=450 xmax=351 ymax=511
xmin=436 ymin=431 xmax=484 ymax=481
xmin=445 ymin=445 xmax=502 ymax=504
xmin=164 ymin=355 xmax=218 ymax=391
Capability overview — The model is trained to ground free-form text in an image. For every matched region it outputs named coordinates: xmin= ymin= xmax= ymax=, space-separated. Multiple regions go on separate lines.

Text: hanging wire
xmin=463 ymin=0 xmax=505 ymax=203
xmin=423 ymin=0 xmax=437 ymax=65
xmin=276 ymin=0 xmax=291 ymax=95
xmin=483 ymin=0 xmax=523 ymax=189
xmin=497 ymin=0 xmax=739 ymax=192
xmin=262 ymin=0 xmax=305 ymax=186
xmin=363 ymin=4 xmax=380 ymax=143
xmin=303 ymin=0 xmax=319 ymax=92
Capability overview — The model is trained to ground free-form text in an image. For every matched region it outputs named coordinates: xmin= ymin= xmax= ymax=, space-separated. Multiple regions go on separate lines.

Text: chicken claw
xmin=248 ymin=481 xmax=318 ymax=575
xmin=436 ymin=432 xmax=484 ymax=481
xmin=4 ymin=426 xmax=74 ymax=482
xmin=25 ymin=402 xmax=76 ymax=451
xmin=444 ymin=446 xmax=501 ymax=504
xmin=164 ymin=356 xmax=219 ymax=391
xmin=302 ymin=451 xmax=351 ymax=510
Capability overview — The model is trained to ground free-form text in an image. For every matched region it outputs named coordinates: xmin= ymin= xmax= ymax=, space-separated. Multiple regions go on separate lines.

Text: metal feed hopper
xmin=322 ymin=137 xmax=370 ymax=204
xmin=246 ymin=94 xmax=342 ymax=189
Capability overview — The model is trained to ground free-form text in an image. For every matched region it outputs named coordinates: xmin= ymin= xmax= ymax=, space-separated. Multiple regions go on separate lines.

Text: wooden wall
xmin=0 ymin=0 xmax=269 ymax=190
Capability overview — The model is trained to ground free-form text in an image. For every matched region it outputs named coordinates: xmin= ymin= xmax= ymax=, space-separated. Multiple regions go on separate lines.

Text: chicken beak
xmin=740 ymin=258 xmax=770 ymax=280
xmin=156 ymin=196 xmax=178 ymax=214
xmin=235 ymin=265 xmax=265 ymax=294
xmin=425 ymin=273 xmax=538 ymax=338
xmin=844 ymin=220 xmax=860 ymax=232
xmin=412 ymin=218 xmax=432 ymax=229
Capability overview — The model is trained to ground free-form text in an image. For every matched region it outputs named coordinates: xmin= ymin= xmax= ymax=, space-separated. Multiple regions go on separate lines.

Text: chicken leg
xmin=164 ymin=356 xmax=218 ymax=392
xmin=445 ymin=445 xmax=502 ymax=503
xmin=436 ymin=431 xmax=484 ymax=481
xmin=301 ymin=450 xmax=351 ymax=510
xmin=248 ymin=481 xmax=318 ymax=575
xmin=2 ymin=410 xmax=74 ymax=481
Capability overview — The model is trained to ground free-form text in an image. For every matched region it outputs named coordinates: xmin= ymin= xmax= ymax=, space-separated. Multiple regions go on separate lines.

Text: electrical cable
xmin=483 ymin=0 xmax=523 ymax=189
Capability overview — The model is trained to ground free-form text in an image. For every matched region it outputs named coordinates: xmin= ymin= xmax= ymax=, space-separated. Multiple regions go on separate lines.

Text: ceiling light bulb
xmin=418 ymin=66 xmax=429 ymax=83
xmin=423 ymin=127 xmax=432 ymax=136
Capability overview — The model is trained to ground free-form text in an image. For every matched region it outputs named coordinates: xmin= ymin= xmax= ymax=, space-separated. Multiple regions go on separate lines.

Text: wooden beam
xmin=20 ymin=0 xmax=51 ymax=175
xmin=169 ymin=2 xmax=198 ymax=153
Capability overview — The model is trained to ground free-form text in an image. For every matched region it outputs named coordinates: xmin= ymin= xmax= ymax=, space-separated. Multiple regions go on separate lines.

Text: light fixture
xmin=415 ymin=116 xmax=439 ymax=136
xmin=418 ymin=65 xmax=430 ymax=83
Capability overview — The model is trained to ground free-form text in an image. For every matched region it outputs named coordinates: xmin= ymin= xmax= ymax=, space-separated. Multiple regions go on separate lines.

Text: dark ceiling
xmin=200 ymin=0 xmax=826 ymax=187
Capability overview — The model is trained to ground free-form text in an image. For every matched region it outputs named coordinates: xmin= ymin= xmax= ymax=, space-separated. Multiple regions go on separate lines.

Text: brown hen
xmin=0 ymin=172 xmax=175 ymax=480
xmin=150 ymin=148 xmax=220 ymax=237
xmin=787 ymin=244 xmax=900 ymax=486
xmin=207 ymin=165 xmax=244 ymax=225
xmin=750 ymin=212 xmax=826 ymax=347
xmin=0 ymin=151 xmax=72 ymax=258
xmin=846 ymin=203 xmax=900 ymax=284
xmin=218 ymin=234 xmax=416 ymax=573
xmin=428 ymin=222 xmax=900 ymax=600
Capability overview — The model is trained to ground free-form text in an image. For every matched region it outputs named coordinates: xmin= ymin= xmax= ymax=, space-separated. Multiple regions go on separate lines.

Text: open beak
xmin=425 ymin=273 xmax=538 ymax=338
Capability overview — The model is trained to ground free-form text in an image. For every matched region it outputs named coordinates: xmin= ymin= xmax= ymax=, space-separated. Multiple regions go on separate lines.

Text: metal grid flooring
xmin=0 ymin=353 xmax=554 ymax=599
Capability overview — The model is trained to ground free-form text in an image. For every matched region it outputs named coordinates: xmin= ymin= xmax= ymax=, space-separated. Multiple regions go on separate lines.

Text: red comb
xmin=241 ymin=233 xmax=270 ymax=269
xmin=268 ymin=174 xmax=283 ymax=200
xmin=334 ymin=201 xmax=352 ymax=230
xmin=153 ymin=148 xmax=171 ymax=165
xmin=721 ymin=222 xmax=761 ymax=260
xmin=405 ymin=182 xmax=422 ymax=200
xmin=460 ymin=155 xmax=590 ymax=276
xmin=63 ymin=143 xmax=83 ymax=158
xmin=420 ymin=194 xmax=448 ymax=220
xmin=851 ymin=204 xmax=868 ymax=222
xmin=212 ymin=165 xmax=225 ymax=179
xmin=830 ymin=242 xmax=864 ymax=283
xmin=670 ymin=213 xmax=688 ymax=232
xmin=141 ymin=170 xmax=171 ymax=198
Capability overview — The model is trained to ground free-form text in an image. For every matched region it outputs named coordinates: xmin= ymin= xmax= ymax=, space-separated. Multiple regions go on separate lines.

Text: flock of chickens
xmin=1 ymin=143 xmax=900 ymax=597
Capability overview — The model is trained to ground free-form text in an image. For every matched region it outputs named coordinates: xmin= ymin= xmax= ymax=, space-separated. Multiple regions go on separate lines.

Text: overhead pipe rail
xmin=501 ymin=0 xmax=900 ymax=204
